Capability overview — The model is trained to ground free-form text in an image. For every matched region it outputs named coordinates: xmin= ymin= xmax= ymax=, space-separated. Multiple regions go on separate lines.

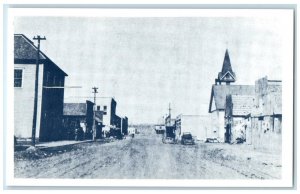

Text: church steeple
xmin=215 ymin=49 xmax=236 ymax=85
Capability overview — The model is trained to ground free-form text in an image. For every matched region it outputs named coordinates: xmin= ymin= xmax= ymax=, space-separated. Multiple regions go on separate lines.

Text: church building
xmin=208 ymin=49 xmax=255 ymax=143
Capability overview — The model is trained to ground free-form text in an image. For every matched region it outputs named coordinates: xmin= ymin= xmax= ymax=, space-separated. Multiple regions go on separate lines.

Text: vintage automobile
xmin=181 ymin=132 xmax=195 ymax=145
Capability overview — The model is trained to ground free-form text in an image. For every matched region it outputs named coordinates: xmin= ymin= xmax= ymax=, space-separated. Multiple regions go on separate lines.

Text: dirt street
xmin=14 ymin=127 xmax=281 ymax=179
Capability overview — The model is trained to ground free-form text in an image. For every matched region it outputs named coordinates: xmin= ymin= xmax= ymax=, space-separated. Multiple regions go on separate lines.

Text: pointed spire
xmin=217 ymin=49 xmax=236 ymax=85
xmin=221 ymin=49 xmax=233 ymax=75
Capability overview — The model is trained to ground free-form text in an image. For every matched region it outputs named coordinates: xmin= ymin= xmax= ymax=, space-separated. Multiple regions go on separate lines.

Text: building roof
xmin=209 ymin=84 xmax=255 ymax=112
xmin=64 ymin=96 xmax=117 ymax=107
xmin=231 ymin=95 xmax=255 ymax=116
xmin=14 ymin=34 xmax=67 ymax=76
xmin=218 ymin=49 xmax=236 ymax=82
xmin=14 ymin=34 xmax=47 ymax=60
xmin=63 ymin=103 xmax=87 ymax=116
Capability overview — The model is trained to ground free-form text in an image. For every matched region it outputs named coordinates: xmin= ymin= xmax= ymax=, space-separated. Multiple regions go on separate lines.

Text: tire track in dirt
xmin=14 ymin=127 xmax=281 ymax=179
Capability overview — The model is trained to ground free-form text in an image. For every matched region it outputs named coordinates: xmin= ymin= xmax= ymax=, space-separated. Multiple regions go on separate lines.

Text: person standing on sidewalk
xmin=75 ymin=120 xmax=84 ymax=141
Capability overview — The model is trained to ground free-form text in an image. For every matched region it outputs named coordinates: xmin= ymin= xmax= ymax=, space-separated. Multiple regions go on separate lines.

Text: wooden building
xmin=208 ymin=49 xmax=254 ymax=142
xmin=95 ymin=97 xmax=128 ymax=139
xmin=165 ymin=115 xmax=176 ymax=139
xmin=121 ymin=117 xmax=128 ymax=135
xmin=14 ymin=34 xmax=68 ymax=142
xmin=95 ymin=97 xmax=117 ymax=134
xmin=155 ymin=125 xmax=166 ymax=134
xmin=250 ymin=77 xmax=282 ymax=149
xmin=62 ymin=100 xmax=96 ymax=140
xmin=224 ymin=95 xmax=255 ymax=144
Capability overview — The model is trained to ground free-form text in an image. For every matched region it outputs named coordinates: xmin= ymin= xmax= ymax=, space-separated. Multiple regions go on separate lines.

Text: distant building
xmin=121 ymin=117 xmax=128 ymax=135
xmin=175 ymin=115 xmax=213 ymax=141
xmin=155 ymin=125 xmax=166 ymax=134
xmin=95 ymin=97 xmax=117 ymax=133
xmin=95 ymin=97 xmax=128 ymax=139
xmin=128 ymin=127 xmax=137 ymax=135
xmin=250 ymin=77 xmax=282 ymax=148
xmin=62 ymin=100 xmax=97 ymax=140
xmin=63 ymin=96 xmax=128 ymax=139
xmin=155 ymin=116 xmax=166 ymax=134
xmin=165 ymin=115 xmax=176 ymax=139
xmin=94 ymin=111 xmax=104 ymax=138
xmin=111 ymin=114 xmax=122 ymax=139
xmin=208 ymin=49 xmax=255 ymax=142
xmin=14 ymin=34 xmax=68 ymax=142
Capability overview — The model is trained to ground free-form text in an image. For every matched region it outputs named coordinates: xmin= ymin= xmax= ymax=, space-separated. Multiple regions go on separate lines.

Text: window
xmin=14 ymin=69 xmax=23 ymax=87
xmin=97 ymin=106 xmax=100 ymax=111
xmin=103 ymin=106 xmax=107 ymax=115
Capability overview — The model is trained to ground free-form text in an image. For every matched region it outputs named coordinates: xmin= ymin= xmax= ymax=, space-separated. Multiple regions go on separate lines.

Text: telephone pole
xmin=168 ymin=103 xmax=172 ymax=118
xmin=31 ymin=35 xmax=46 ymax=147
xmin=92 ymin=87 xmax=98 ymax=141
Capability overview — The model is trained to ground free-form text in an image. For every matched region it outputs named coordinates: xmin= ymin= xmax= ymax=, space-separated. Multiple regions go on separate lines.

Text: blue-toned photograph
xmin=11 ymin=10 xmax=292 ymax=181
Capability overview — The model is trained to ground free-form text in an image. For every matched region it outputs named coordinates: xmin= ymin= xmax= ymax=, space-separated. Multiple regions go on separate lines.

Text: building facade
xmin=224 ymin=95 xmax=255 ymax=144
xmin=121 ymin=117 xmax=128 ymax=135
xmin=250 ymin=77 xmax=282 ymax=149
xmin=95 ymin=97 xmax=117 ymax=133
xmin=165 ymin=115 xmax=176 ymax=139
xmin=62 ymin=100 xmax=95 ymax=140
xmin=95 ymin=97 xmax=128 ymax=138
xmin=14 ymin=34 xmax=68 ymax=142
xmin=208 ymin=49 xmax=254 ymax=142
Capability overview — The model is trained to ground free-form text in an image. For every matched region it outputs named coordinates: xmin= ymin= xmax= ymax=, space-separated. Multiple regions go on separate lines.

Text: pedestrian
xmin=75 ymin=121 xmax=84 ymax=141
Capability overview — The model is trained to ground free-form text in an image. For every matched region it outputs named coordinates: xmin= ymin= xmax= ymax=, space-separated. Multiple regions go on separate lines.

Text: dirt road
xmin=14 ymin=127 xmax=281 ymax=179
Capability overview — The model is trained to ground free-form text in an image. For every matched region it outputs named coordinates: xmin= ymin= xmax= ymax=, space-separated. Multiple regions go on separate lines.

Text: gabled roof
xmin=231 ymin=95 xmax=255 ymax=116
xmin=209 ymin=84 xmax=255 ymax=112
xmin=218 ymin=49 xmax=236 ymax=81
xmin=14 ymin=34 xmax=67 ymax=76
xmin=63 ymin=103 xmax=87 ymax=116
xmin=14 ymin=34 xmax=47 ymax=60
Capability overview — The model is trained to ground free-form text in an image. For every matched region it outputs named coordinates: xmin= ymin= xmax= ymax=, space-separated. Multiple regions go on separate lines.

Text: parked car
xmin=181 ymin=132 xmax=195 ymax=145
xmin=205 ymin=137 xmax=220 ymax=143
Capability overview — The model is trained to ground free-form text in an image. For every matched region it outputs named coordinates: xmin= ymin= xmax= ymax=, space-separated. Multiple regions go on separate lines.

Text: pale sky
xmin=14 ymin=13 xmax=293 ymax=124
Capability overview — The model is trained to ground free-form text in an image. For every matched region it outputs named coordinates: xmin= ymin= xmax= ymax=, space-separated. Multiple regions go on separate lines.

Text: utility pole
xmin=92 ymin=87 xmax=98 ymax=141
xmin=168 ymin=103 xmax=171 ymax=118
xmin=31 ymin=35 xmax=46 ymax=147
